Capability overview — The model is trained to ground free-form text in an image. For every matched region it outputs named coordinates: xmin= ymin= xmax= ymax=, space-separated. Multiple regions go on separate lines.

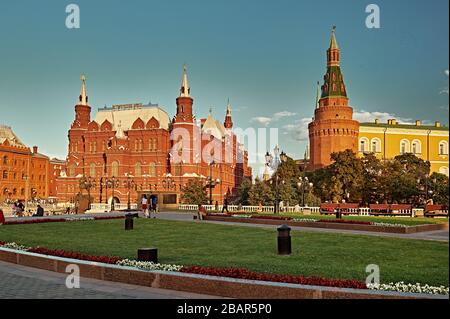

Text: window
xmin=359 ymin=138 xmax=369 ymax=153
xmin=135 ymin=162 xmax=142 ymax=177
xmin=400 ymin=139 xmax=410 ymax=155
xmin=371 ymin=138 xmax=381 ymax=153
xmin=439 ymin=141 xmax=448 ymax=155
xmin=439 ymin=166 xmax=449 ymax=177
xmin=2 ymin=156 xmax=8 ymax=165
xmin=2 ymin=170 xmax=7 ymax=179
xmin=149 ymin=162 xmax=156 ymax=177
xmin=111 ymin=161 xmax=119 ymax=177
xmin=411 ymin=140 xmax=421 ymax=155
xmin=89 ymin=163 xmax=96 ymax=177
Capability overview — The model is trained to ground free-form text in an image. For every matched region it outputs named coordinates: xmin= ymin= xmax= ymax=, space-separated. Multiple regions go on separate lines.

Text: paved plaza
xmin=0 ymin=261 xmax=221 ymax=299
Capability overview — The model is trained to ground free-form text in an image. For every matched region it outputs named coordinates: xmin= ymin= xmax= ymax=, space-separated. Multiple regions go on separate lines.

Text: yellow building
xmin=358 ymin=119 xmax=449 ymax=176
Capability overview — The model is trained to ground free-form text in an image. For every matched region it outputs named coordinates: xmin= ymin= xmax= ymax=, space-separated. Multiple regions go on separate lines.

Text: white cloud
xmin=283 ymin=117 xmax=312 ymax=141
xmin=251 ymin=110 xmax=297 ymax=127
xmin=273 ymin=111 xmax=297 ymax=120
xmin=353 ymin=110 xmax=414 ymax=124
xmin=441 ymin=69 xmax=449 ymax=95
xmin=251 ymin=117 xmax=272 ymax=126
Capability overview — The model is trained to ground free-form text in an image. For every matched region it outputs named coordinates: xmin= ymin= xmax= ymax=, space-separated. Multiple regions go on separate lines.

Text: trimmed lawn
xmin=0 ymin=219 xmax=448 ymax=286
xmin=257 ymin=213 xmax=448 ymax=226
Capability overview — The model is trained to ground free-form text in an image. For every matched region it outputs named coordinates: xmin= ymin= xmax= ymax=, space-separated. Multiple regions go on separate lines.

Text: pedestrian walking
xmin=222 ymin=197 xmax=230 ymax=214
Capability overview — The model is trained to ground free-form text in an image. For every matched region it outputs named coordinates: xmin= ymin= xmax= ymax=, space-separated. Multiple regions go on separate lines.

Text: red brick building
xmin=0 ymin=126 xmax=52 ymax=202
xmin=56 ymin=67 xmax=252 ymax=208
xmin=308 ymin=28 xmax=360 ymax=170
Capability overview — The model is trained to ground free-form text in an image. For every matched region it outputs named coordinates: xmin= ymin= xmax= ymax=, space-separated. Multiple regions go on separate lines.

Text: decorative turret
xmin=321 ymin=26 xmax=347 ymax=101
xmin=174 ymin=64 xmax=194 ymax=123
xmin=308 ymin=27 xmax=359 ymax=170
xmin=71 ymin=74 xmax=91 ymax=129
xmin=224 ymin=99 xmax=233 ymax=129
xmin=78 ymin=74 xmax=89 ymax=106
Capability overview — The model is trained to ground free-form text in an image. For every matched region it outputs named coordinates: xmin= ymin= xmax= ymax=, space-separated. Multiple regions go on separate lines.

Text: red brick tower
xmin=224 ymin=99 xmax=233 ymax=129
xmin=308 ymin=27 xmax=359 ymax=170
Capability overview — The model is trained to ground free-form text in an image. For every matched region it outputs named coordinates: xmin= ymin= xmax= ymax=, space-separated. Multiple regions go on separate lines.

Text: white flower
xmin=293 ymin=218 xmax=318 ymax=223
xmin=116 ymin=259 xmax=183 ymax=272
xmin=372 ymin=222 xmax=408 ymax=228
xmin=368 ymin=281 xmax=449 ymax=295
xmin=1 ymin=242 xmax=30 ymax=251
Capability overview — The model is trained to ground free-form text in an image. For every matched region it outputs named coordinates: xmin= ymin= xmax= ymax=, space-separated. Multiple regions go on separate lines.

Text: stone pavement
xmin=0 ymin=261 xmax=222 ymax=299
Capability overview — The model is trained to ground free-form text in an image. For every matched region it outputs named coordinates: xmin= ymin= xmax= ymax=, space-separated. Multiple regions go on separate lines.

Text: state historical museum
xmin=56 ymin=66 xmax=252 ymax=208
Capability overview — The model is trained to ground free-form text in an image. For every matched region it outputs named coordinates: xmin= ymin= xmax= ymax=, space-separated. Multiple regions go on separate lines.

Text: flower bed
xmin=0 ymin=241 xmax=447 ymax=295
xmin=318 ymin=219 xmax=372 ymax=225
xmin=250 ymin=215 xmax=292 ymax=221
xmin=3 ymin=215 xmax=125 ymax=226
xmin=179 ymin=266 xmax=367 ymax=289
xmin=367 ymin=282 xmax=449 ymax=295
xmin=27 ymin=247 xmax=121 ymax=264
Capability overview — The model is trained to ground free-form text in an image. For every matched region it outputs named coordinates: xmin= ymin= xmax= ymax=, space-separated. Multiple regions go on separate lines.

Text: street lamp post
xmin=265 ymin=146 xmax=287 ymax=214
xmin=123 ymin=175 xmax=136 ymax=211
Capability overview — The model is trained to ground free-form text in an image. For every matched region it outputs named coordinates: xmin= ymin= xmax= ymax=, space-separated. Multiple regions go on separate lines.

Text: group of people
xmin=141 ymin=195 xmax=158 ymax=218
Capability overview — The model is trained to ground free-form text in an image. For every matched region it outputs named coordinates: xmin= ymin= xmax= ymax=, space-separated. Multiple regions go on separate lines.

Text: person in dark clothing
xmin=33 ymin=205 xmax=44 ymax=217
xmin=222 ymin=197 xmax=230 ymax=214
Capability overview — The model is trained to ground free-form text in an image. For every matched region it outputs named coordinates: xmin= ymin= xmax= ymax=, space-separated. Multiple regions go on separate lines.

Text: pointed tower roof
xmin=179 ymin=64 xmax=191 ymax=98
xmin=315 ymin=81 xmax=321 ymax=109
xmin=78 ymin=74 xmax=89 ymax=106
xmin=330 ymin=26 xmax=339 ymax=49
xmin=224 ymin=98 xmax=233 ymax=129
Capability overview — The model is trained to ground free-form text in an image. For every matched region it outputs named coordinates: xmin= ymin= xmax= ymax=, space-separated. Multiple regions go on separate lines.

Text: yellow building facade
xmin=358 ymin=119 xmax=449 ymax=176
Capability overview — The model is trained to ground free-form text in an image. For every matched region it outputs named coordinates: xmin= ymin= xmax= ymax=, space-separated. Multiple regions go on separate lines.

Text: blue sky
xmin=0 ymin=0 xmax=448 ymax=176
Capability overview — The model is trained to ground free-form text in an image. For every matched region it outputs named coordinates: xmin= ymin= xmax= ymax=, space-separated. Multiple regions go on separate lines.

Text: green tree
xmin=180 ymin=179 xmax=208 ymax=205
xmin=430 ymin=172 xmax=449 ymax=205
xmin=234 ymin=177 xmax=252 ymax=205
xmin=249 ymin=178 xmax=275 ymax=206
xmin=328 ymin=150 xmax=364 ymax=203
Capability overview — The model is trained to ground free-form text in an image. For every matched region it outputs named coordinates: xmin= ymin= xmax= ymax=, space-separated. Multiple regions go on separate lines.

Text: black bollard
xmin=125 ymin=214 xmax=134 ymax=230
xmin=277 ymin=224 xmax=292 ymax=255
xmin=137 ymin=248 xmax=158 ymax=263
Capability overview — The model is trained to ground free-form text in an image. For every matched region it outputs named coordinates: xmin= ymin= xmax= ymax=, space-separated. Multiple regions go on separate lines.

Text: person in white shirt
xmin=141 ymin=195 xmax=149 ymax=218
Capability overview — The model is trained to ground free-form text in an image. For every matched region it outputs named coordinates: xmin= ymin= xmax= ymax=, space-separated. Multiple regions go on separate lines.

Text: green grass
xmin=256 ymin=213 xmax=448 ymax=226
xmin=0 ymin=219 xmax=448 ymax=286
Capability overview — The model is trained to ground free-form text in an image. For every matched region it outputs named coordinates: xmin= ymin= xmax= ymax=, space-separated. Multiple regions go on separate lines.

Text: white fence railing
xmin=178 ymin=204 xmax=320 ymax=214
xmin=87 ymin=203 xmax=138 ymax=213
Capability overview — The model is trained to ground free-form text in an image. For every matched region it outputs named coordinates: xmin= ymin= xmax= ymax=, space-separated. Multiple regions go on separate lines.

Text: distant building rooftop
xmin=360 ymin=119 xmax=449 ymax=132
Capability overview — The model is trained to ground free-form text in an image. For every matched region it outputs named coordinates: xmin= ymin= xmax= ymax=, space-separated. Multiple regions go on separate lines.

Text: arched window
xmin=149 ymin=162 xmax=156 ymax=177
xmin=439 ymin=166 xmax=449 ymax=177
xmin=359 ymin=138 xmax=369 ymax=153
xmin=411 ymin=140 xmax=421 ymax=155
xmin=439 ymin=141 xmax=449 ymax=155
xmin=89 ymin=163 xmax=96 ymax=177
xmin=2 ymin=170 xmax=7 ymax=179
xmin=135 ymin=162 xmax=142 ymax=177
xmin=111 ymin=161 xmax=119 ymax=177
xmin=371 ymin=138 xmax=381 ymax=153
xmin=400 ymin=139 xmax=410 ymax=155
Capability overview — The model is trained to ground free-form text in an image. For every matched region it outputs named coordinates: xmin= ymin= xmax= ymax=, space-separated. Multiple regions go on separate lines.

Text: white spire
xmin=315 ymin=81 xmax=321 ymax=109
xmin=78 ymin=74 xmax=89 ymax=106
xmin=226 ymin=98 xmax=232 ymax=115
xmin=115 ymin=121 xmax=126 ymax=139
xmin=179 ymin=64 xmax=190 ymax=97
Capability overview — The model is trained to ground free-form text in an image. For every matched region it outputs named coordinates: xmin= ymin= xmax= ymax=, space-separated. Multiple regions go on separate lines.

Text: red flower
xmin=27 ymin=247 xmax=121 ymax=264
xmin=318 ymin=219 xmax=372 ymax=225
xmin=180 ymin=266 xmax=367 ymax=289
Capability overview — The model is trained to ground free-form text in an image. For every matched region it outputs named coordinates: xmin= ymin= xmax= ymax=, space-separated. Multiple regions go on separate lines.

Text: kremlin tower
xmin=308 ymin=27 xmax=360 ymax=170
